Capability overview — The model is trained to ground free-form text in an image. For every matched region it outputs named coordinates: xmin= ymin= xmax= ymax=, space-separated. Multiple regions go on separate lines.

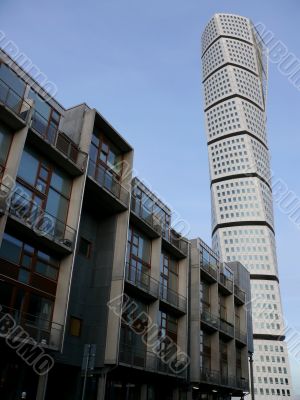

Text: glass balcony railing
xmin=200 ymin=261 xmax=218 ymax=280
xmin=200 ymin=368 xmax=249 ymax=390
xmin=0 ymin=78 xmax=31 ymax=122
xmin=118 ymin=346 xmax=187 ymax=378
xmin=88 ymin=159 xmax=130 ymax=206
xmin=219 ymin=272 xmax=233 ymax=292
xmin=159 ymin=283 xmax=187 ymax=313
xmin=162 ymin=229 xmax=189 ymax=256
xmin=0 ymin=182 xmax=76 ymax=250
xmin=235 ymin=327 xmax=247 ymax=344
xmin=146 ymin=352 xmax=187 ymax=378
xmin=0 ymin=306 xmax=63 ymax=350
xmin=119 ymin=344 xmax=147 ymax=368
xmin=219 ymin=319 xmax=234 ymax=337
xmin=125 ymin=262 xmax=159 ymax=298
xmin=201 ymin=310 xmax=219 ymax=330
xmin=130 ymin=195 xmax=163 ymax=235
xmin=234 ymin=284 xmax=246 ymax=303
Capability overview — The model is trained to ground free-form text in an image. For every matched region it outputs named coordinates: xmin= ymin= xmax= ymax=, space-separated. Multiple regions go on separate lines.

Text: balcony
xmin=219 ymin=272 xmax=233 ymax=294
xmin=235 ymin=327 xmax=247 ymax=344
xmin=87 ymin=159 xmax=130 ymax=212
xmin=162 ymin=229 xmax=189 ymax=259
xmin=147 ymin=352 xmax=187 ymax=379
xmin=159 ymin=283 xmax=187 ymax=315
xmin=234 ymin=284 xmax=246 ymax=305
xmin=201 ymin=310 xmax=219 ymax=331
xmin=118 ymin=347 xmax=187 ymax=379
xmin=200 ymin=261 xmax=218 ymax=282
xmin=0 ymin=306 xmax=63 ymax=350
xmin=0 ymin=182 xmax=76 ymax=255
xmin=119 ymin=345 xmax=147 ymax=369
xmin=28 ymin=112 xmax=88 ymax=176
xmin=130 ymin=194 xmax=163 ymax=238
xmin=0 ymin=78 xmax=32 ymax=129
xmin=219 ymin=319 xmax=234 ymax=338
xmin=124 ymin=262 xmax=159 ymax=301
xmin=200 ymin=368 xmax=249 ymax=391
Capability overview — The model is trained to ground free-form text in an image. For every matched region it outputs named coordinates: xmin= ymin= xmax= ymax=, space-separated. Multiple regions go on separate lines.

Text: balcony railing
xmin=30 ymin=111 xmax=88 ymax=171
xmin=219 ymin=319 xmax=234 ymax=337
xmin=125 ymin=262 xmax=159 ymax=298
xmin=0 ymin=306 xmax=63 ymax=350
xmin=235 ymin=327 xmax=247 ymax=344
xmin=159 ymin=283 xmax=187 ymax=313
xmin=0 ymin=182 xmax=76 ymax=250
xmin=0 ymin=78 xmax=31 ymax=122
xmin=119 ymin=345 xmax=147 ymax=368
xmin=200 ymin=368 xmax=249 ymax=390
xmin=130 ymin=194 xmax=163 ymax=235
xmin=201 ymin=310 xmax=219 ymax=330
xmin=163 ymin=229 xmax=189 ymax=256
xmin=219 ymin=272 xmax=233 ymax=292
xmin=200 ymin=261 xmax=218 ymax=280
xmin=119 ymin=346 xmax=187 ymax=378
xmin=234 ymin=284 xmax=246 ymax=303
xmin=88 ymin=159 xmax=129 ymax=206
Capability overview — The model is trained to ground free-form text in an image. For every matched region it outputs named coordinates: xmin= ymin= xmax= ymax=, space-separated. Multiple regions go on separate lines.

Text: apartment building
xmin=0 ymin=49 xmax=252 ymax=400
xmin=190 ymin=239 xmax=252 ymax=400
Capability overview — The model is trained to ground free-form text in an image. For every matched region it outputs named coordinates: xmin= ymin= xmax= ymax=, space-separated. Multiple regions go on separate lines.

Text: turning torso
xmin=201 ymin=14 xmax=293 ymax=399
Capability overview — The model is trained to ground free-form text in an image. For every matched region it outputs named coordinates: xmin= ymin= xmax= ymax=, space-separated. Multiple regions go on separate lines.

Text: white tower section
xmin=202 ymin=14 xmax=293 ymax=399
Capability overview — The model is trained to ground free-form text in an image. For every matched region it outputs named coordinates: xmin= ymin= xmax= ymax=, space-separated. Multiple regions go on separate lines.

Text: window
xmin=79 ymin=237 xmax=92 ymax=258
xmin=0 ymin=122 xmax=12 ymax=169
xmin=158 ymin=311 xmax=178 ymax=361
xmin=160 ymin=251 xmax=178 ymax=296
xmin=16 ymin=146 xmax=72 ymax=237
xmin=70 ymin=317 xmax=82 ymax=337
xmin=126 ymin=226 xmax=151 ymax=288
xmin=0 ymin=233 xmax=60 ymax=282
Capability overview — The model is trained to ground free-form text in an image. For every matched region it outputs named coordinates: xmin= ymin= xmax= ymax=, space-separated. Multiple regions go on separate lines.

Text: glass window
xmin=78 ymin=237 xmax=92 ymax=258
xmin=0 ymin=233 xmax=22 ymax=264
xmin=0 ymin=122 xmax=12 ymax=167
xmin=18 ymin=147 xmax=40 ymax=186
xmin=70 ymin=317 xmax=82 ymax=337
xmin=0 ymin=64 xmax=25 ymax=96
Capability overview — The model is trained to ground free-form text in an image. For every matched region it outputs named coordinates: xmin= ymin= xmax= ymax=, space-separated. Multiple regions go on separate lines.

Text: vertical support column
xmin=36 ymin=372 xmax=48 ymax=400
xmin=96 ymin=371 xmax=107 ymax=400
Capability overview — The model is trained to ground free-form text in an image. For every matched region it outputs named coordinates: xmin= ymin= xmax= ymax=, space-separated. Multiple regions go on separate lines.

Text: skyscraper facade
xmin=202 ymin=13 xmax=293 ymax=399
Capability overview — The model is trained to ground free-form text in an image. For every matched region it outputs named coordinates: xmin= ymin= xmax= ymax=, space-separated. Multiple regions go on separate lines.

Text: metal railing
xmin=130 ymin=194 xmax=163 ymax=235
xmin=88 ymin=159 xmax=130 ymax=206
xmin=125 ymin=262 xmax=159 ymax=298
xmin=234 ymin=284 xmax=246 ymax=303
xmin=159 ymin=283 xmax=187 ymax=313
xmin=163 ymin=229 xmax=189 ymax=256
xmin=0 ymin=78 xmax=31 ymax=122
xmin=119 ymin=346 xmax=187 ymax=378
xmin=0 ymin=306 xmax=63 ymax=350
xmin=31 ymin=110 xmax=88 ymax=171
xmin=201 ymin=310 xmax=219 ymax=330
xmin=0 ymin=182 xmax=76 ymax=250
xmin=146 ymin=352 xmax=187 ymax=378
xmin=119 ymin=345 xmax=147 ymax=368
xmin=200 ymin=261 xmax=218 ymax=279
xmin=219 ymin=319 xmax=234 ymax=337
xmin=219 ymin=272 xmax=233 ymax=292
xmin=200 ymin=368 xmax=249 ymax=390
xmin=235 ymin=327 xmax=247 ymax=344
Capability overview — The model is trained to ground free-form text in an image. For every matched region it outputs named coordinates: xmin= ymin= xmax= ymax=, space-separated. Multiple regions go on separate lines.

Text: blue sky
xmin=1 ymin=0 xmax=300 ymax=394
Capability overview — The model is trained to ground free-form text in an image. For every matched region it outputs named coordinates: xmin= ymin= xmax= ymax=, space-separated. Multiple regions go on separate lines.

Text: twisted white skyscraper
xmin=202 ymin=13 xmax=293 ymax=399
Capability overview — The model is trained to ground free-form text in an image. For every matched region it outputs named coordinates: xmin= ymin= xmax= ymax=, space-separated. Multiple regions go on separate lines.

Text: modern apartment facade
xmin=0 ymin=48 xmax=252 ymax=400
xmin=190 ymin=239 xmax=252 ymax=400
xmin=201 ymin=13 xmax=293 ymax=399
